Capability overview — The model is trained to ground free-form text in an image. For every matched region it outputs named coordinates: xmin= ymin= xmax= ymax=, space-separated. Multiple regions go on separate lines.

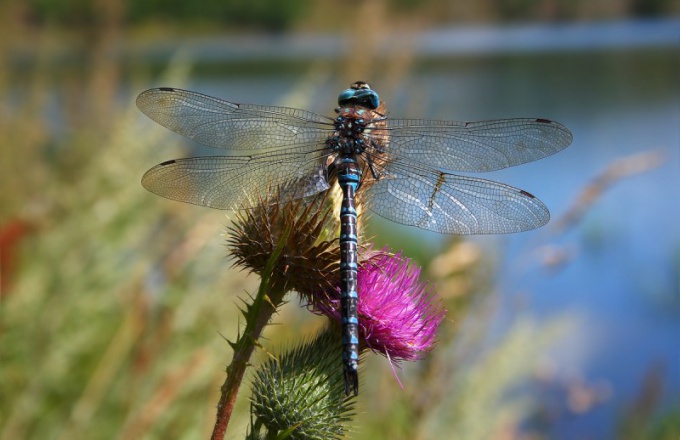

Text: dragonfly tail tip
xmin=344 ymin=370 xmax=359 ymax=396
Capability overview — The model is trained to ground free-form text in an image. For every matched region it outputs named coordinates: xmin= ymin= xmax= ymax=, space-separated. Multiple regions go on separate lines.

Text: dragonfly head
xmin=338 ymin=81 xmax=380 ymax=110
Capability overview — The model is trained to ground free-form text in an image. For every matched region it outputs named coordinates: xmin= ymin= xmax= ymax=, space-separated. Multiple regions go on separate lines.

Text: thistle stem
xmin=210 ymin=226 xmax=291 ymax=440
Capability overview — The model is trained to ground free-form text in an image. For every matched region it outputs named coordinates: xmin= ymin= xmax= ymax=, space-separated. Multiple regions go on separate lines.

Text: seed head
xmin=227 ymin=191 xmax=340 ymax=296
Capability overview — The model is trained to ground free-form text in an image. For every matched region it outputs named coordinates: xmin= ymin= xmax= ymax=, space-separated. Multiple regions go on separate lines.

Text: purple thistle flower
xmin=314 ymin=248 xmax=446 ymax=362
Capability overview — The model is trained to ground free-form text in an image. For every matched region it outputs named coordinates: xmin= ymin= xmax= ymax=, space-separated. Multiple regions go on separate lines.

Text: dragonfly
xmin=137 ymin=81 xmax=572 ymax=396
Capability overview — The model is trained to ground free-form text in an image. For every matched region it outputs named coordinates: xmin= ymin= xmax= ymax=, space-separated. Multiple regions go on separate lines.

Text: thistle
xmin=313 ymin=249 xmax=446 ymax=363
xmin=217 ymin=189 xmax=445 ymax=438
xmin=214 ymin=191 xmax=342 ymax=438
xmin=227 ymin=191 xmax=340 ymax=296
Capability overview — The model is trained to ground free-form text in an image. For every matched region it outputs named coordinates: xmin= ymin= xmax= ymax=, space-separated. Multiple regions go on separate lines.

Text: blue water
xmin=410 ymin=52 xmax=679 ymax=437
xmin=141 ymin=20 xmax=679 ymax=438
xmin=500 ymin=96 xmax=680 ymax=438
xmin=422 ymin=47 xmax=679 ymax=440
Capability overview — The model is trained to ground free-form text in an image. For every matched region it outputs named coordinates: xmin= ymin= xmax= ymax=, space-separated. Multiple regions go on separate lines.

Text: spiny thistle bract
xmin=248 ymin=328 xmax=356 ymax=440
xmin=227 ymin=191 xmax=341 ymax=298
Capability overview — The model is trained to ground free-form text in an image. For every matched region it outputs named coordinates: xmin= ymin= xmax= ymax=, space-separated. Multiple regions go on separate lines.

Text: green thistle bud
xmin=248 ymin=327 xmax=356 ymax=440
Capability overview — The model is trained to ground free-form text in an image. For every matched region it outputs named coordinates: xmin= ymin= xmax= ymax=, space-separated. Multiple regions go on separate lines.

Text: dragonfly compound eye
xmin=338 ymin=87 xmax=380 ymax=110
xmin=353 ymin=89 xmax=380 ymax=110
xmin=338 ymin=89 xmax=356 ymax=107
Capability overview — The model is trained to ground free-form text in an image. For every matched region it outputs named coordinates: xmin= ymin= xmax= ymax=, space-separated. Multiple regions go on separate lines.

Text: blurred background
xmin=1 ymin=0 xmax=678 ymax=439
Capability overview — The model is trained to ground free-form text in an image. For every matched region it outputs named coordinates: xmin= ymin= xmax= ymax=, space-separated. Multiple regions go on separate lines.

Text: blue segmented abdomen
xmin=337 ymin=156 xmax=361 ymax=396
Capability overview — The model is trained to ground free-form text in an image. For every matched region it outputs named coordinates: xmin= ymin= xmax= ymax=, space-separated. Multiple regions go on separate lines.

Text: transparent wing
xmin=142 ymin=146 xmax=333 ymax=210
xmin=362 ymin=161 xmax=549 ymax=234
xmin=136 ymin=88 xmax=334 ymax=151
xmin=377 ymin=118 xmax=572 ymax=172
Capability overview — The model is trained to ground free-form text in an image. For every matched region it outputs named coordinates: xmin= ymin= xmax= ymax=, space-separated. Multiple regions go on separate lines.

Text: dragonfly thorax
xmin=327 ymin=108 xmax=372 ymax=155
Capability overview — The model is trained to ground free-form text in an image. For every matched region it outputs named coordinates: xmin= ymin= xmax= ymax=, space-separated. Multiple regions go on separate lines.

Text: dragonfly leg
xmin=366 ymin=150 xmax=381 ymax=181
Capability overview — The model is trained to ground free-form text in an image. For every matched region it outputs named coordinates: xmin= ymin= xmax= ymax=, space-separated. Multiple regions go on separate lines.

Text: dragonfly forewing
xmin=380 ymin=118 xmax=572 ymax=173
xmin=136 ymin=88 xmax=334 ymax=152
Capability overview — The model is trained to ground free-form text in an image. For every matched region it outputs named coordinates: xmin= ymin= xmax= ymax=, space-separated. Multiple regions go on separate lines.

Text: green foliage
xmin=18 ymin=0 xmax=678 ymax=32
xmin=24 ymin=0 xmax=310 ymax=31
xmin=0 ymin=57 xmax=253 ymax=438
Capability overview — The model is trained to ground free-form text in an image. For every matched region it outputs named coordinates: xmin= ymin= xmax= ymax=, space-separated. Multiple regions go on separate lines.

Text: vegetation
xmin=16 ymin=0 xmax=680 ymax=34
xmin=1 ymin=1 xmax=677 ymax=439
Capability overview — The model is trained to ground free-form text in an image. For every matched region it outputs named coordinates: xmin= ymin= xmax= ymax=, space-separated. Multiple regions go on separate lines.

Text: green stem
xmin=210 ymin=225 xmax=291 ymax=440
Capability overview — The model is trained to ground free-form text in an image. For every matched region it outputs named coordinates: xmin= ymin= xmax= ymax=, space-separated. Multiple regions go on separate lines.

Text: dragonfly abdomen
xmin=336 ymin=156 xmax=361 ymax=396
